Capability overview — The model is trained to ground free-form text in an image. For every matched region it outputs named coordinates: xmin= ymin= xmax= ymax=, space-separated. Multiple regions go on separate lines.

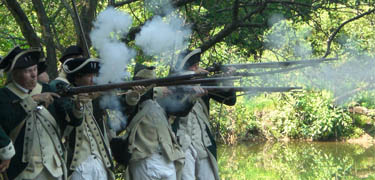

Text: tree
xmin=0 ymin=0 xmax=374 ymax=79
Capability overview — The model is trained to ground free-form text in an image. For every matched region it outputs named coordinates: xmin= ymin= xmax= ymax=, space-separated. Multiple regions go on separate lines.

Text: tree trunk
xmin=3 ymin=0 xmax=41 ymax=47
xmin=32 ymin=0 xmax=58 ymax=79
xmin=81 ymin=0 xmax=99 ymax=49
xmin=61 ymin=0 xmax=82 ymax=51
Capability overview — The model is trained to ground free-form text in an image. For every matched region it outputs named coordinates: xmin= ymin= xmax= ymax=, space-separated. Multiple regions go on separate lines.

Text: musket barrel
xmin=228 ymin=64 xmax=311 ymax=77
xmin=59 ymin=75 xmax=239 ymax=96
xmin=181 ymin=86 xmax=302 ymax=92
xmin=207 ymin=58 xmax=339 ymax=72
xmin=157 ymin=76 xmax=240 ymax=86
xmin=222 ymin=58 xmax=338 ymax=69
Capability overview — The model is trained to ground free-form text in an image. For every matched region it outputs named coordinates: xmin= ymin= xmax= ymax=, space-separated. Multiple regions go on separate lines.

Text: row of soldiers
xmin=0 ymin=45 xmax=236 ymax=180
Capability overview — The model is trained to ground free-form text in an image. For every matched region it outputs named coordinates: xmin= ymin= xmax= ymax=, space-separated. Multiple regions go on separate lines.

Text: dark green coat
xmin=0 ymin=83 xmax=81 ymax=179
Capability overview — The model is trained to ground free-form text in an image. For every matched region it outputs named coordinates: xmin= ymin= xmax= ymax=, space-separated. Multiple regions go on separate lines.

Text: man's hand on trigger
xmin=0 ymin=159 xmax=11 ymax=172
xmin=32 ymin=92 xmax=60 ymax=107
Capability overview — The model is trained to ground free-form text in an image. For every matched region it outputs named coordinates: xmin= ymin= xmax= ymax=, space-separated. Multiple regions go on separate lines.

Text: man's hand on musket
xmin=71 ymin=93 xmax=92 ymax=111
xmin=192 ymin=86 xmax=207 ymax=97
xmin=132 ymin=86 xmax=146 ymax=95
xmin=32 ymin=92 xmax=61 ymax=107
xmin=224 ymin=67 xmax=237 ymax=76
xmin=0 ymin=159 xmax=11 ymax=172
xmin=194 ymin=67 xmax=209 ymax=75
xmin=132 ymin=85 xmax=155 ymax=96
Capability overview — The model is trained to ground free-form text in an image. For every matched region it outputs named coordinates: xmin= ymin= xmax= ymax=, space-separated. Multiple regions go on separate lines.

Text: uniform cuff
xmin=0 ymin=141 xmax=15 ymax=160
xmin=126 ymin=91 xmax=140 ymax=106
xmin=72 ymin=105 xmax=84 ymax=119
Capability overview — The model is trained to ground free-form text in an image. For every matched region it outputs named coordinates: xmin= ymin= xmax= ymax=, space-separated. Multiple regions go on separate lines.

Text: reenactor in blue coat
xmin=50 ymin=57 xmax=115 ymax=180
xmin=0 ymin=46 xmax=83 ymax=180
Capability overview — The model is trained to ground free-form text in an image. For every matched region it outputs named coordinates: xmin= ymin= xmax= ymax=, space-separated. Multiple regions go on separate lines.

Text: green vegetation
xmin=2 ymin=1 xmax=375 ymax=179
xmin=1 ymin=1 xmax=375 ymax=141
xmin=218 ymin=142 xmax=375 ymax=180
xmin=211 ymin=90 xmax=375 ymax=143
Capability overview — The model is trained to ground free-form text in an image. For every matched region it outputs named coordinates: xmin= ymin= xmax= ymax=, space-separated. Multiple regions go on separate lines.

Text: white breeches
xmin=71 ymin=155 xmax=108 ymax=180
xmin=18 ymin=168 xmax=63 ymax=180
xmin=129 ymin=152 xmax=177 ymax=180
xmin=181 ymin=145 xmax=215 ymax=180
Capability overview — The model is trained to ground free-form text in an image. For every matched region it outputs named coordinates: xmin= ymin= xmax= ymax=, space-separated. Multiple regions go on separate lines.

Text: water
xmin=218 ymin=142 xmax=375 ymax=180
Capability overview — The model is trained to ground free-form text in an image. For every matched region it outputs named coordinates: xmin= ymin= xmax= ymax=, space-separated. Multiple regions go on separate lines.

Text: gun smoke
xmin=90 ymin=7 xmax=135 ymax=131
xmin=257 ymin=14 xmax=375 ymax=105
xmin=135 ymin=0 xmax=191 ymax=66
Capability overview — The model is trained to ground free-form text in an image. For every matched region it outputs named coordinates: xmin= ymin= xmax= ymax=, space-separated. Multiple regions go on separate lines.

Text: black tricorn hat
xmin=133 ymin=63 xmax=156 ymax=80
xmin=59 ymin=45 xmax=84 ymax=63
xmin=63 ymin=57 xmax=100 ymax=75
xmin=0 ymin=46 xmax=42 ymax=72
xmin=174 ymin=48 xmax=201 ymax=71
xmin=37 ymin=61 xmax=48 ymax=75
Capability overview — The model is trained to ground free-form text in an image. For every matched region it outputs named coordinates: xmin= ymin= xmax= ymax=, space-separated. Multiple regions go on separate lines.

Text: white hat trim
xmin=62 ymin=58 xmax=99 ymax=74
xmin=9 ymin=48 xmax=41 ymax=72
xmin=175 ymin=48 xmax=201 ymax=70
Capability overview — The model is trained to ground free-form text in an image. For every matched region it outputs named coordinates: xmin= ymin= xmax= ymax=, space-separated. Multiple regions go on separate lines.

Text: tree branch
xmin=123 ymin=0 xmax=195 ymax=42
xmin=51 ymin=22 xmax=64 ymax=52
xmin=232 ymin=0 xmax=239 ymax=22
xmin=128 ymin=3 xmax=142 ymax=24
xmin=173 ymin=0 xmax=196 ymax=7
xmin=238 ymin=23 xmax=265 ymax=28
xmin=32 ymin=0 xmax=58 ymax=78
xmin=50 ymin=2 xmax=64 ymax=21
xmin=0 ymin=31 xmax=26 ymax=41
xmin=108 ymin=0 xmax=115 ymax=7
xmin=80 ymin=0 xmax=99 ymax=48
xmin=323 ymin=8 xmax=375 ymax=58
xmin=199 ymin=2 xmax=267 ymax=53
xmin=265 ymin=0 xmax=312 ymax=7
xmin=114 ymin=0 xmax=138 ymax=7
xmin=3 ymin=0 xmax=41 ymax=47
xmin=61 ymin=0 xmax=81 ymax=47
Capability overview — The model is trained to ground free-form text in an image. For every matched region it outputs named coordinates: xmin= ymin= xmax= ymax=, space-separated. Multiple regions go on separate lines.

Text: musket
xmin=182 ymin=86 xmax=303 ymax=92
xmin=71 ymin=0 xmax=90 ymax=57
xmin=58 ymin=75 xmax=240 ymax=96
xmin=206 ymin=57 xmax=339 ymax=72
xmin=214 ymin=64 xmax=311 ymax=77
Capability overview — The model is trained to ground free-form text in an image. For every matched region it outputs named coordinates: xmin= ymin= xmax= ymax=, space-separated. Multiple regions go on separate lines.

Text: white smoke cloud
xmin=135 ymin=0 xmax=191 ymax=66
xmin=144 ymin=0 xmax=174 ymax=16
xmin=90 ymin=7 xmax=135 ymax=130
xmin=100 ymin=94 xmax=127 ymax=131
xmin=265 ymin=15 xmax=313 ymax=59
xmin=90 ymin=7 xmax=135 ymax=84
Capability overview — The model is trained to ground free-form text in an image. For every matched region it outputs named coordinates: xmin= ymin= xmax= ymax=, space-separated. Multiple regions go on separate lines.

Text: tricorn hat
xmin=59 ymin=45 xmax=84 ymax=63
xmin=133 ymin=63 xmax=156 ymax=80
xmin=63 ymin=57 xmax=100 ymax=75
xmin=174 ymin=48 xmax=201 ymax=71
xmin=37 ymin=61 xmax=48 ymax=75
xmin=0 ymin=46 xmax=42 ymax=72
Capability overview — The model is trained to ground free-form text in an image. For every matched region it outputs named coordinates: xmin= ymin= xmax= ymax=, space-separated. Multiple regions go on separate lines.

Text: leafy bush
xmin=210 ymin=90 xmax=361 ymax=142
